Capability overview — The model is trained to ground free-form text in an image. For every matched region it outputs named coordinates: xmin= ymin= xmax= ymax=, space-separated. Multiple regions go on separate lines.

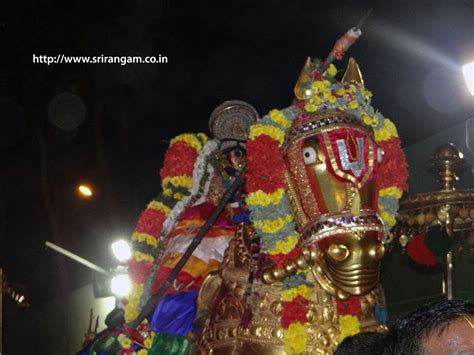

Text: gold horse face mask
xmin=283 ymin=114 xmax=385 ymax=296
xmin=317 ymin=233 xmax=385 ymax=295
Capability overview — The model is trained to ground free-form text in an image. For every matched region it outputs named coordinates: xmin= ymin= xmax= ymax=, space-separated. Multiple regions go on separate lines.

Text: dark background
xmin=1 ymin=0 xmax=473 ymax=342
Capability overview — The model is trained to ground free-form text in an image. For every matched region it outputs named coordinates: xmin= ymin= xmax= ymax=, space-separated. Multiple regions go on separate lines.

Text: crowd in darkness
xmin=335 ymin=299 xmax=474 ymax=355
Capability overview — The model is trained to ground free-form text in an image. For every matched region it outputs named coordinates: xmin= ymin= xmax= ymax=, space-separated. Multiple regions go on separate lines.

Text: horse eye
xmin=303 ymin=147 xmax=317 ymax=165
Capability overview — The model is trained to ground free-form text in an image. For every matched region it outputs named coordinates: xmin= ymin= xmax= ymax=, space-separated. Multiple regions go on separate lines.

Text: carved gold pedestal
xmin=196 ymin=224 xmax=387 ymax=354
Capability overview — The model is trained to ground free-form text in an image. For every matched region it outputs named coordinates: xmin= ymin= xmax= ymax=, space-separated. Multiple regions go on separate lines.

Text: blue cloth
xmin=375 ymin=304 xmax=388 ymax=324
xmin=232 ymin=212 xmax=250 ymax=224
xmin=151 ymin=291 xmax=199 ymax=337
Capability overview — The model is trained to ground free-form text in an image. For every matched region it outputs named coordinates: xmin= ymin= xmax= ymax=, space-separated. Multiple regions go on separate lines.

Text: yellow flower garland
xmin=144 ymin=337 xmax=154 ymax=349
xmin=379 ymin=186 xmax=403 ymax=199
xmin=281 ymin=284 xmax=312 ymax=302
xmin=133 ymin=250 xmax=154 ymax=263
xmin=269 ymin=109 xmax=291 ymax=128
xmin=124 ymin=281 xmax=144 ymax=322
xmin=162 ymin=175 xmax=193 ymax=190
xmin=247 ymin=188 xmax=286 ymax=206
xmin=338 ymin=315 xmax=361 ymax=342
xmin=132 ymin=232 xmax=159 ymax=247
xmin=380 ymin=210 xmax=397 ymax=227
xmin=284 ymin=323 xmax=308 ymax=354
xmin=253 ymin=214 xmax=293 ymax=234
xmin=147 ymin=200 xmax=171 ymax=215
xmin=249 ymin=124 xmax=285 ymax=146
xmin=117 ymin=334 xmax=133 ymax=349
xmin=268 ymin=232 xmax=299 ymax=255
xmin=326 ymin=63 xmax=337 ymax=76
xmin=374 ymin=118 xmax=398 ymax=142
xmin=170 ymin=133 xmax=206 ymax=151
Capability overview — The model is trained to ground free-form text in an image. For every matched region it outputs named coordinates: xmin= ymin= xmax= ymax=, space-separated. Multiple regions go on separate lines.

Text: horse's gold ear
xmin=294 ymin=57 xmax=312 ymax=100
xmin=342 ymin=57 xmax=364 ymax=86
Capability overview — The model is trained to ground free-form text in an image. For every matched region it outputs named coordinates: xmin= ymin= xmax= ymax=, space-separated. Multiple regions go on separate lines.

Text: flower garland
xmin=338 ymin=315 xmax=361 ymax=342
xmin=125 ymin=133 xmax=209 ymax=323
xmin=245 ymin=62 xmax=408 ymax=352
xmin=335 ymin=296 xmax=362 ymax=342
xmin=376 ymin=129 xmax=408 ymax=240
xmin=246 ymin=108 xmax=301 ymax=257
xmin=119 ymin=135 xmax=219 ymax=354
xmin=112 ymin=319 xmax=157 ymax=354
xmin=116 ymin=332 xmax=155 ymax=355
xmin=135 ymin=138 xmax=218 ymax=314
xmin=246 ymin=106 xmax=309 ymax=353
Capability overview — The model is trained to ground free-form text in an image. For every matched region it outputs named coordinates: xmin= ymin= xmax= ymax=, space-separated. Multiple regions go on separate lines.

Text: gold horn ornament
xmin=342 ymin=57 xmax=364 ymax=85
xmin=294 ymin=56 xmax=313 ymax=100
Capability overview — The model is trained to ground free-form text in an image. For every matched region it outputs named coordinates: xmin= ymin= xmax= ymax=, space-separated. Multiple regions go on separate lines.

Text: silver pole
xmin=45 ymin=241 xmax=109 ymax=275
xmin=445 ymin=251 xmax=453 ymax=300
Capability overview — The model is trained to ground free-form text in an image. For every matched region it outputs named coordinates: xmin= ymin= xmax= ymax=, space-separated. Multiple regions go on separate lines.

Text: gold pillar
xmin=432 ymin=145 xmax=460 ymax=300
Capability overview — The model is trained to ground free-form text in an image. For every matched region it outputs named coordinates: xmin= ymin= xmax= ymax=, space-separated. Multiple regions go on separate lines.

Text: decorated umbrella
xmin=393 ymin=143 xmax=474 ymax=299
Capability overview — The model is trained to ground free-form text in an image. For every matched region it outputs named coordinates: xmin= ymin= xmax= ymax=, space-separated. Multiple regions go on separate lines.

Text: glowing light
xmin=371 ymin=19 xmax=458 ymax=70
xmin=111 ymin=274 xmax=131 ymax=298
xmin=111 ymin=240 xmax=131 ymax=262
xmin=15 ymin=294 xmax=20 ymax=301
xmin=103 ymin=297 xmax=116 ymax=315
xmin=18 ymin=295 xmax=25 ymax=303
xmin=78 ymin=185 xmax=93 ymax=197
xmin=462 ymin=62 xmax=474 ymax=96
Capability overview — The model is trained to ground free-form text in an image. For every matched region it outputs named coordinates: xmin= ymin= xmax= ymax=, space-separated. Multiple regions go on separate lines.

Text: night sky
xmin=1 ymin=0 xmax=474 ymax=306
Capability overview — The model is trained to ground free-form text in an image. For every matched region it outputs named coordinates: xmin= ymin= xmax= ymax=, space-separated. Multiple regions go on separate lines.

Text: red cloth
xmin=407 ymin=233 xmax=436 ymax=267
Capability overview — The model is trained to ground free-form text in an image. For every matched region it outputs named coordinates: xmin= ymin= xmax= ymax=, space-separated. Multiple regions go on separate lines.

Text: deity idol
xmin=85 ymin=40 xmax=408 ymax=355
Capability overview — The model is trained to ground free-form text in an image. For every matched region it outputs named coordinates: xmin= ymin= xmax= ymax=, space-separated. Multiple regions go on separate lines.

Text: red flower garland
xmin=160 ymin=141 xmax=199 ymax=179
xmin=281 ymin=295 xmax=309 ymax=328
xmin=246 ymin=135 xmax=286 ymax=194
xmin=128 ymin=259 xmax=154 ymax=284
xmin=269 ymin=248 xmax=301 ymax=268
xmin=135 ymin=208 xmax=168 ymax=238
xmin=336 ymin=296 xmax=361 ymax=316
xmin=377 ymin=137 xmax=408 ymax=191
